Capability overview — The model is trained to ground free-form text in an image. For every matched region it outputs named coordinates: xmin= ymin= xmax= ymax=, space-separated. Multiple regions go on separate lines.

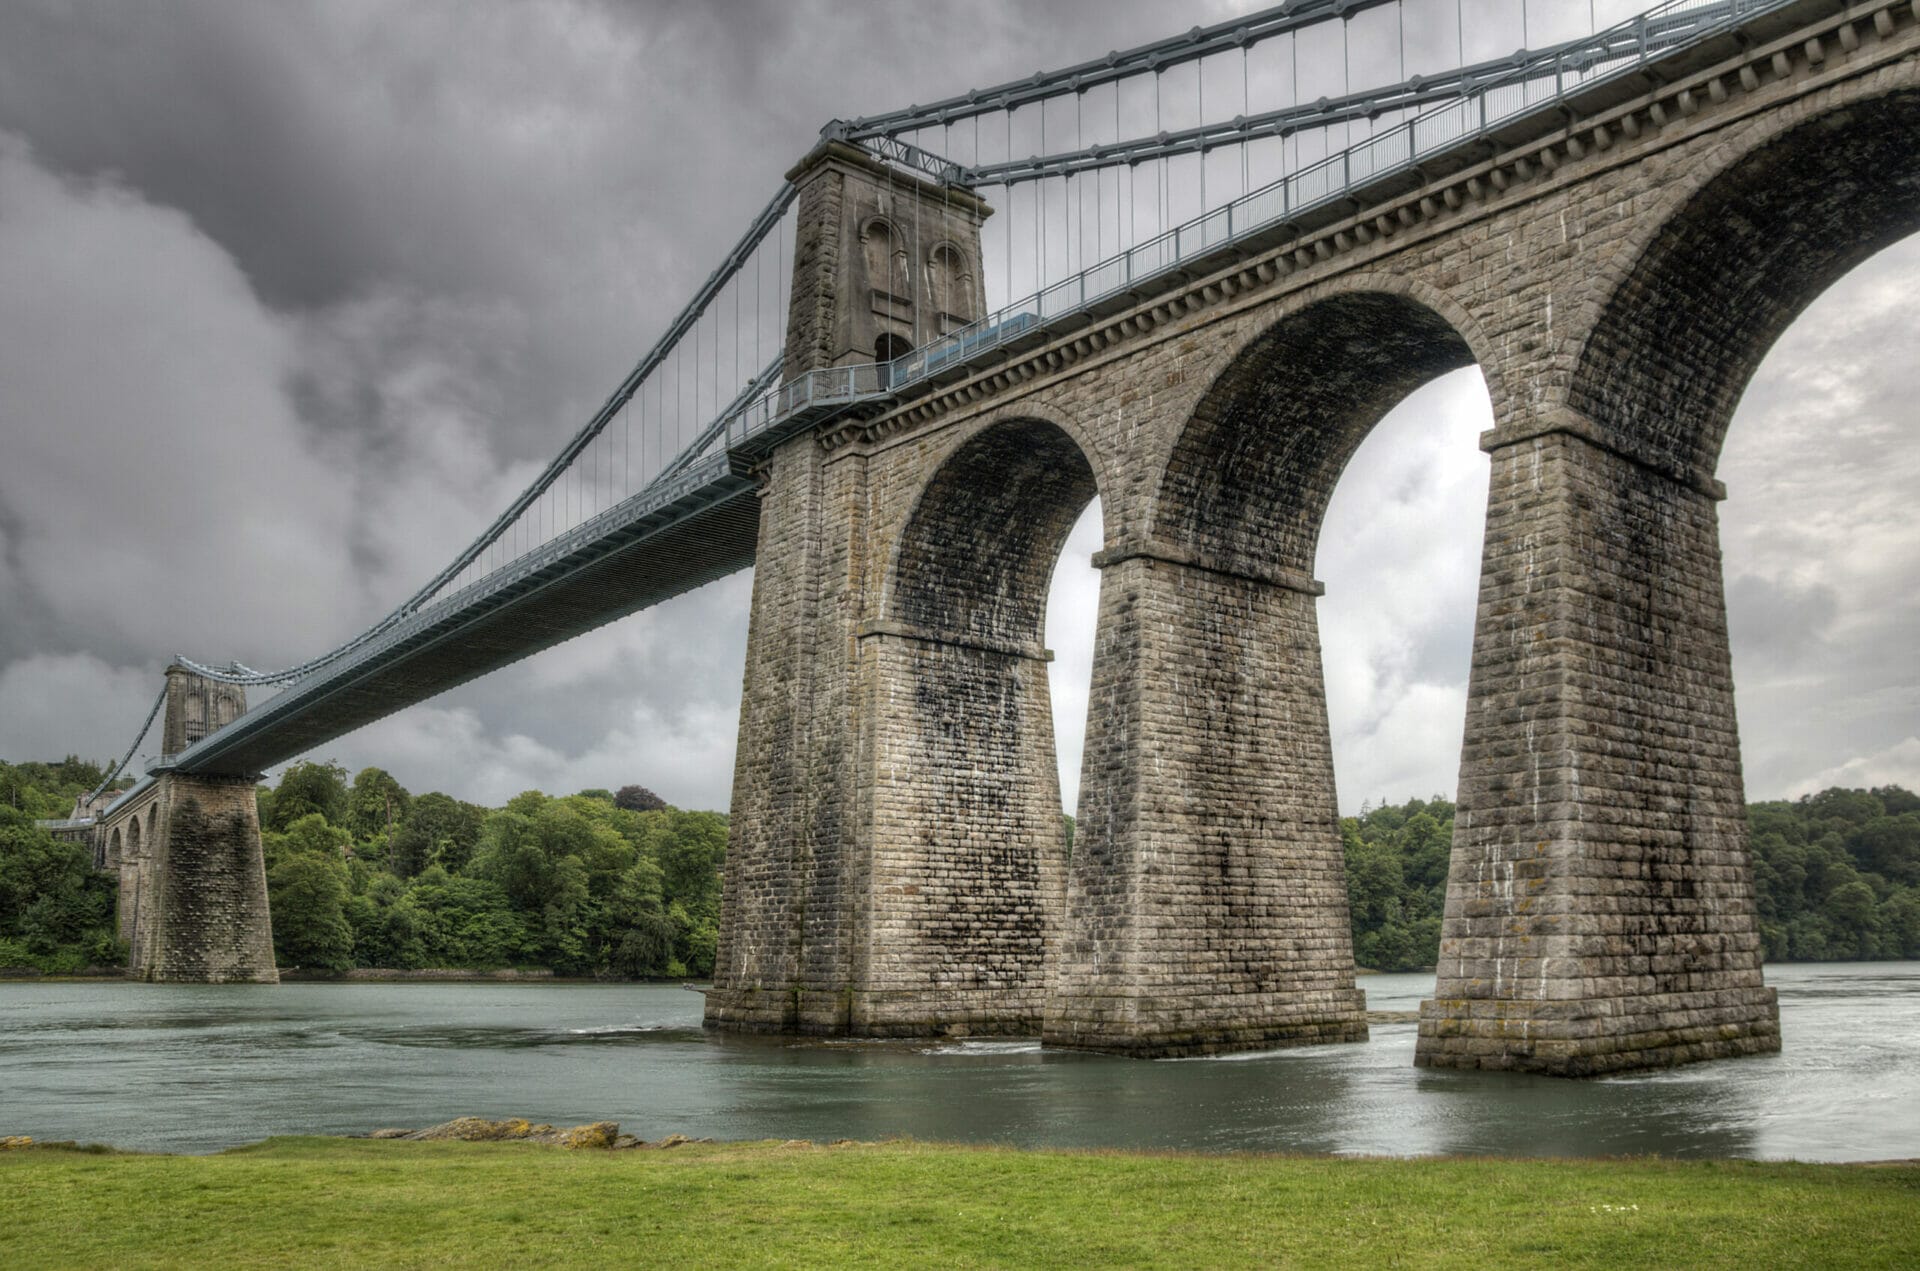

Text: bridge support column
xmin=134 ymin=772 xmax=277 ymax=983
xmin=1043 ymin=549 xmax=1368 ymax=1057
xmin=706 ymin=436 xmax=858 ymax=1034
xmin=1416 ymin=422 xmax=1777 ymax=1076
xmin=708 ymin=430 xmax=1069 ymax=1038
xmin=850 ymin=623 xmax=1067 ymax=1036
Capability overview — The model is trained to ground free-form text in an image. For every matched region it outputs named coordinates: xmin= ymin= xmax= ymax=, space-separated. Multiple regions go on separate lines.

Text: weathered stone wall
xmin=711 ymin=2 xmax=1918 ymax=1067
xmin=1415 ymin=427 xmax=1776 ymax=1074
xmin=706 ymin=436 xmax=848 ymax=1032
xmin=855 ymin=635 xmax=1065 ymax=1034
xmin=1046 ymin=554 xmax=1367 ymax=1055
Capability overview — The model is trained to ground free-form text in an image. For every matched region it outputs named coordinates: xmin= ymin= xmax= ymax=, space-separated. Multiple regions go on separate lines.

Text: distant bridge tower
xmin=162 ymin=662 xmax=247 ymax=757
xmin=95 ymin=664 xmax=276 ymax=983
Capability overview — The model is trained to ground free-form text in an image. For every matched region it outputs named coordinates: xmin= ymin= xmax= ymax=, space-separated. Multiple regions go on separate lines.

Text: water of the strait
xmin=2 ymin=962 xmax=1914 ymax=1157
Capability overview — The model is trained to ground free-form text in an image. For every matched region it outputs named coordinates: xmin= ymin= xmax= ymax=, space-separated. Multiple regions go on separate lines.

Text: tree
xmin=390 ymin=792 xmax=485 ymax=878
xmin=614 ymin=785 xmax=667 ymax=813
xmin=267 ymin=853 xmax=353 ymax=971
xmin=346 ymin=767 xmax=412 ymax=842
xmin=264 ymin=812 xmax=353 ymax=872
xmin=0 ymin=807 xmax=120 ymax=969
xmin=264 ymin=761 xmax=349 ymax=831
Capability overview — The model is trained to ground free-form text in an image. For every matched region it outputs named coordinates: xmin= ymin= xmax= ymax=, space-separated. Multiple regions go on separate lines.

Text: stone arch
xmin=1568 ymin=84 xmax=1920 ymax=478
xmin=145 ymin=804 xmax=158 ymax=847
xmin=857 ymin=414 xmax=1102 ymax=1038
xmin=1150 ymin=279 xmax=1493 ymax=578
xmin=127 ymin=812 xmax=142 ymax=857
xmin=108 ymin=826 xmax=123 ymax=868
xmin=889 ymin=414 xmax=1101 ymax=651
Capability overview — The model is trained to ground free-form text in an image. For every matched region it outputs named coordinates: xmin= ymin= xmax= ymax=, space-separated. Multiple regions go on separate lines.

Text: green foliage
xmin=388 ymin=791 xmax=485 ymax=878
xmin=2 ymin=757 xmax=731 ymax=978
xmin=1342 ymin=797 xmax=1452 ymax=971
xmin=263 ymin=813 xmax=352 ymax=873
xmin=0 ymin=756 xmax=117 ymax=820
xmin=346 ymin=767 xmax=411 ymax=842
xmin=1341 ymin=787 xmax=1920 ymax=969
xmin=614 ymin=784 xmax=667 ymax=813
xmin=266 ymin=853 xmax=354 ymax=972
xmin=1749 ymin=786 xmax=1920 ymax=960
xmin=244 ymin=763 xmax=725 ymax=977
xmin=263 ymin=761 xmax=349 ymax=832
xmin=0 ymin=804 xmax=122 ymax=971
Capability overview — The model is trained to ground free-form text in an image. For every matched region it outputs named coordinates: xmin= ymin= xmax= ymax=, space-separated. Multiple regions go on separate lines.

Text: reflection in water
xmin=1 ymin=964 xmax=1915 ymax=1159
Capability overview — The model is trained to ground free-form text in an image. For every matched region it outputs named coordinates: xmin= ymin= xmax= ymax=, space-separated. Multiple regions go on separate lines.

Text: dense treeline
xmin=0 ymin=758 xmax=125 ymax=971
xmin=5 ymin=756 xmax=1919 ymax=975
xmin=258 ymin=763 xmax=724 ymax=977
xmin=1748 ymin=786 xmax=1920 ymax=960
xmin=0 ymin=757 xmax=722 ymax=978
xmin=1342 ymin=787 xmax=1920 ymax=970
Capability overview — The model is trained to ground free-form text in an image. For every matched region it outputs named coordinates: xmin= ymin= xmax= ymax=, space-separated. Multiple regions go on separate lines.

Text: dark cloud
xmin=0 ymin=0 xmax=1914 ymax=811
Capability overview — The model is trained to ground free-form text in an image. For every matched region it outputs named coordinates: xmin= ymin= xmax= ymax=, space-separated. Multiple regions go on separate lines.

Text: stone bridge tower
xmin=781 ymin=137 xmax=992 ymax=377
xmin=96 ymin=664 xmax=276 ymax=983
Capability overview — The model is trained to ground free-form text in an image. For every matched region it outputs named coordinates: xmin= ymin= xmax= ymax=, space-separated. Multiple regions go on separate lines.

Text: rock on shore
xmin=366 ymin=1117 xmax=712 ymax=1150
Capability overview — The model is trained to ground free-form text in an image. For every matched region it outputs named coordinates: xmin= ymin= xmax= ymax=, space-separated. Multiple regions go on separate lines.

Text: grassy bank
xmin=3 ymin=1139 xmax=1916 ymax=1269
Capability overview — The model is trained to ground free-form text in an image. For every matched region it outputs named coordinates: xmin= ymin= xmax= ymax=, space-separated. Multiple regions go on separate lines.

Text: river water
xmin=2 ymin=962 xmax=1915 ymax=1158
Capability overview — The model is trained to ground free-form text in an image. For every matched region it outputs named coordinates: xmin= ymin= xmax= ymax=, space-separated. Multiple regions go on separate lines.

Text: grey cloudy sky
xmin=0 ymin=0 xmax=1914 ymax=813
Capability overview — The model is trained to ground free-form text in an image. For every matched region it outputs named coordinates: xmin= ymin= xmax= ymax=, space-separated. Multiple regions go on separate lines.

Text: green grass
xmin=3 ymin=1138 xmax=1916 ymax=1269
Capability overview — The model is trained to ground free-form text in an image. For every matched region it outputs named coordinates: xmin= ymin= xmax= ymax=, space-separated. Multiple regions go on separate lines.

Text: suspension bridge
xmin=74 ymin=0 xmax=1920 ymax=1074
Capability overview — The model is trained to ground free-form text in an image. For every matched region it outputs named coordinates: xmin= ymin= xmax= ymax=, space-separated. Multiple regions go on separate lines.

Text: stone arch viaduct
xmin=704 ymin=2 xmax=1920 ymax=1074
xmin=83 ymin=0 xmax=1918 ymax=1079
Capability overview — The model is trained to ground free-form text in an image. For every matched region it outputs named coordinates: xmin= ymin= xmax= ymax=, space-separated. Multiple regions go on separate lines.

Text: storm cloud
xmin=1 ymin=0 xmax=1914 ymax=812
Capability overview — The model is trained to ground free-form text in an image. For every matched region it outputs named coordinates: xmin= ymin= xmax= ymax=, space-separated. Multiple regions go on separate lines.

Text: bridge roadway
xmin=162 ymin=0 xmax=1805 ymax=781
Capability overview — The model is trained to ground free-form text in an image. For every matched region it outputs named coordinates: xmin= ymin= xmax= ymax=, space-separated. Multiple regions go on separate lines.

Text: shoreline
xmin=7 ymin=1125 xmax=1919 ymax=1167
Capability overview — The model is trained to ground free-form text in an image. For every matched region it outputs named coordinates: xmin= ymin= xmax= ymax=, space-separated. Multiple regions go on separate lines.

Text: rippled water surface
xmin=3 ymin=963 xmax=1915 ymax=1157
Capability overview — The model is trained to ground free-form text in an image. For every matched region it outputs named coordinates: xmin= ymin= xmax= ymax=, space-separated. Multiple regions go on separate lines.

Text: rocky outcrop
xmin=365 ymin=1118 xmax=713 ymax=1150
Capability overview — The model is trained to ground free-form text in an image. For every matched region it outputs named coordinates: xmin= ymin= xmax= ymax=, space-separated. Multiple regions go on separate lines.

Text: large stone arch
xmin=1147 ymin=277 xmax=1494 ymax=579
xmin=1567 ymin=84 xmax=1920 ymax=478
xmin=852 ymin=414 xmax=1101 ymax=1038
xmin=887 ymin=413 xmax=1102 ymax=647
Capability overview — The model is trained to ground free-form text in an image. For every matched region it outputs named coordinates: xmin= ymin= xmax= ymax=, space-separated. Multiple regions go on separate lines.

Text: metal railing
xmin=882 ymin=0 xmax=1790 ymax=390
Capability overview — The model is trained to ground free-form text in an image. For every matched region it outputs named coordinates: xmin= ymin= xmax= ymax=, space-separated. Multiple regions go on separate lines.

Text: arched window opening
xmin=862 ymin=218 xmax=909 ymax=303
xmin=926 ymin=242 xmax=976 ymax=333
